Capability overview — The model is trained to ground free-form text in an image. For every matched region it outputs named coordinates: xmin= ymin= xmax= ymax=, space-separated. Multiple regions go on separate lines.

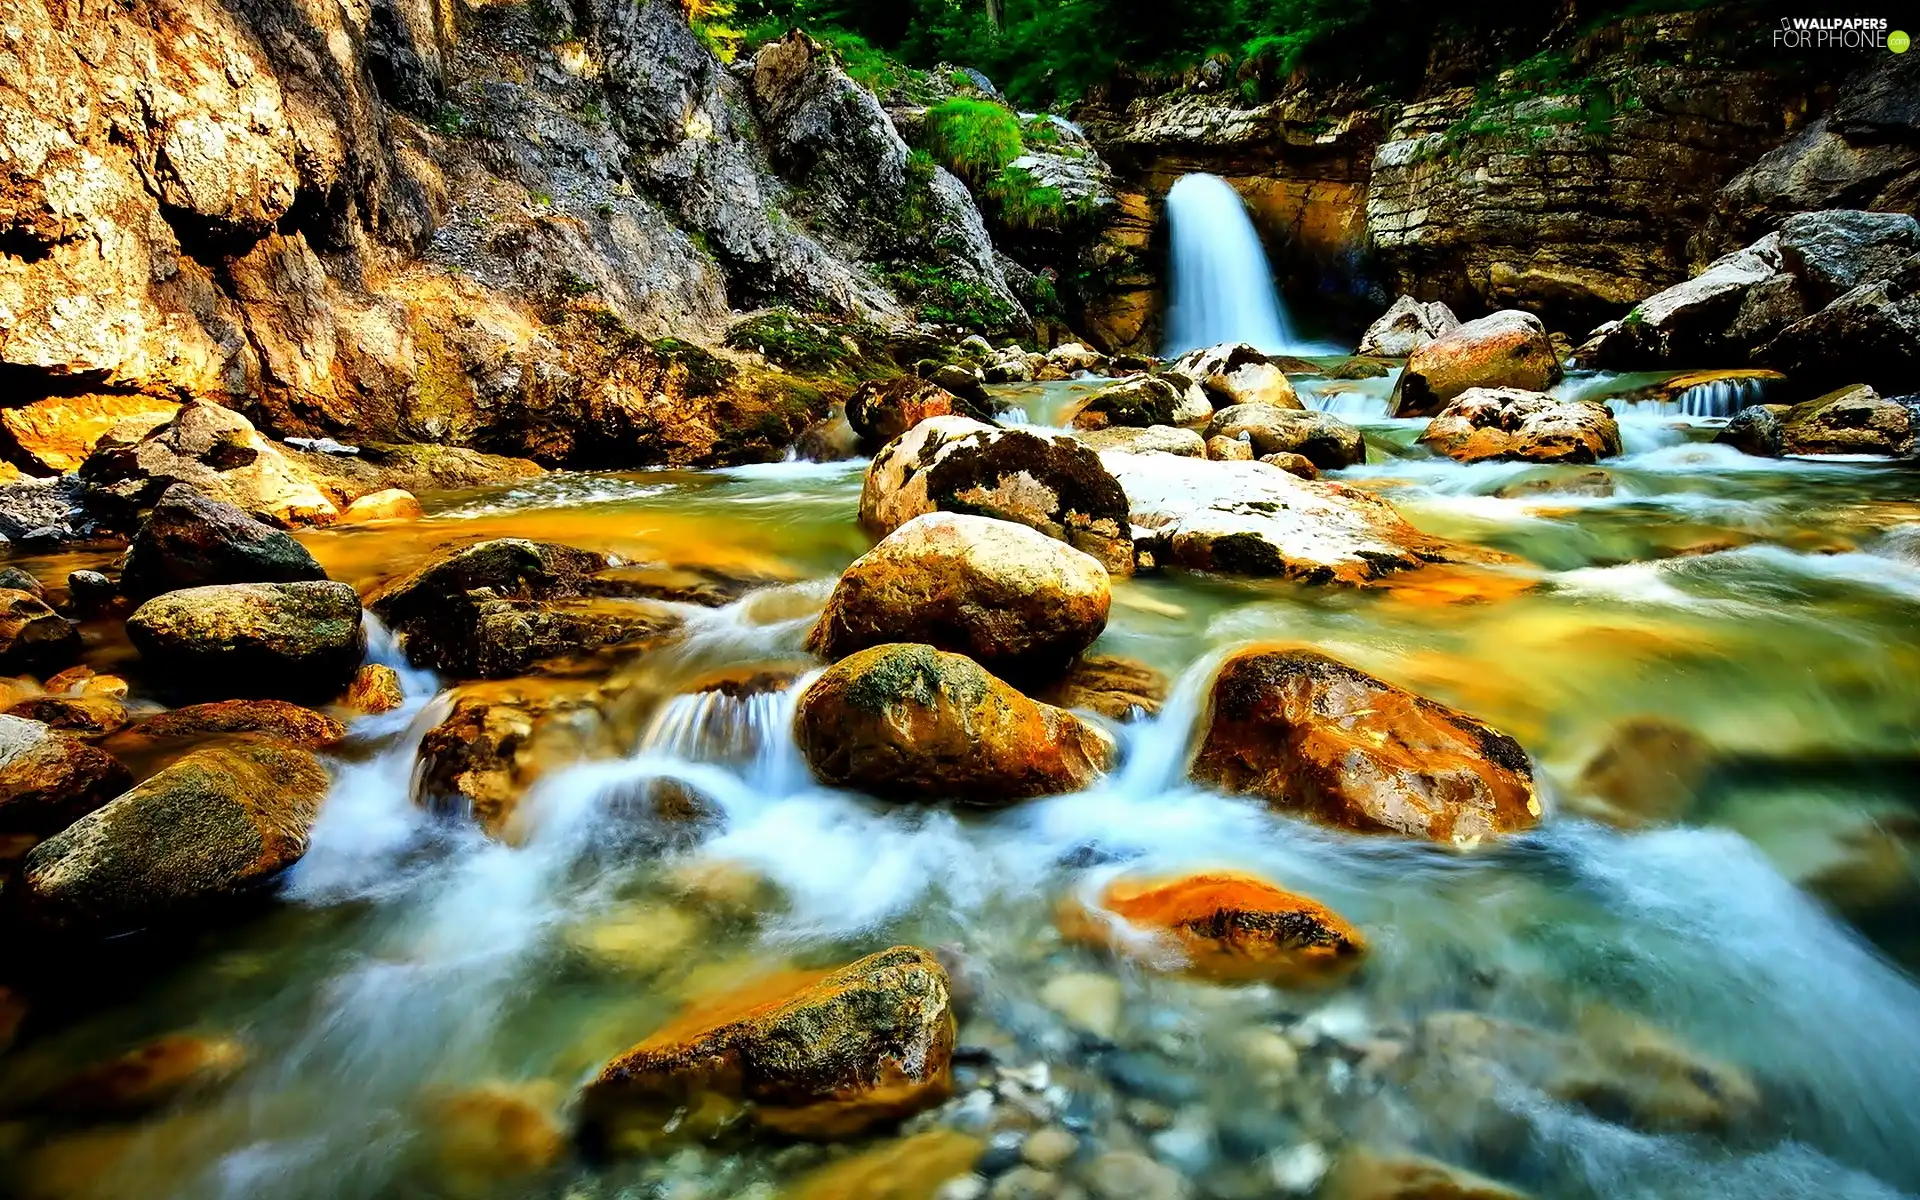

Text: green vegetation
xmin=732 ymin=0 xmax=1794 ymax=108
xmin=654 ymin=337 xmax=737 ymax=396
xmin=922 ymin=99 xmax=1023 ymax=188
xmin=885 ymin=261 xmax=1016 ymax=332
xmin=725 ymin=307 xmax=882 ymax=377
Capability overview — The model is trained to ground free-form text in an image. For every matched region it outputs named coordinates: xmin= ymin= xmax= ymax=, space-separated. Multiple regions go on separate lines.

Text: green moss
xmin=884 ymin=262 xmax=1016 ymax=333
xmin=653 ymin=339 xmax=737 ymax=398
xmin=725 ymin=308 xmax=875 ymax=377
xmin=922 ymin=98 xmax=1024 ymax=189
xmin=982 ymin=166 xmax=1093 ymax=233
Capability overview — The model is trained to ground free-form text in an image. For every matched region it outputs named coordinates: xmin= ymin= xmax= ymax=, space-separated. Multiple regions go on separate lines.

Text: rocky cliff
xmin=1076 ymin=13 xmax=1915 ymax=350
xmin=0 ymin=0 xmax=1022 ymax=473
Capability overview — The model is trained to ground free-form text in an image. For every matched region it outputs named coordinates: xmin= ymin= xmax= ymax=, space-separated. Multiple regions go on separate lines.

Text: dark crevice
xmin=0 ymin=226 xmax=56 ymax=264
xmin=0 ymin=363 xmax=139 ymax=405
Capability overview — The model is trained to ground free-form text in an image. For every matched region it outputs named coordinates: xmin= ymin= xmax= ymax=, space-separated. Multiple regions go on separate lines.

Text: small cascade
xmin=1162 ymin=173 xmax=1304 ymax=357
xmin=1667 ymin=374 xmax=1774 ymax=418
xmin=636 ymin=682 xmax=808 ymax=794
xmin=1299 ymin=383 xmax=1395 ymax=421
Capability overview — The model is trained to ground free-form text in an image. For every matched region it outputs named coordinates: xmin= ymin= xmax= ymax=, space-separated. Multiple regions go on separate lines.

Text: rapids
xmin=2 ymin=367 xmax=1918 ymax=1200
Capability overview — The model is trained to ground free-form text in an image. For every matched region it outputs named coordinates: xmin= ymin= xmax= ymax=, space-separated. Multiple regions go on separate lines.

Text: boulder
xmin=428 ymin=1082 xmax=566 ymax=1192
xmin=0 ymin=567 xmax=44 ymax=598
xmin=1713 ymin=404 xmax=1786 ymax=457
xmin=1758 ymin=261 xmax=1920 ymax=393
xmin=126 ymin=581 xmax=366 ymax=700
xmin=793 ymin=644 xmax=1115 ymax=805
xmin=1206 ymin=434 xmax=1254 ymax=461
xmin=1190 ymin=649 xmax=1541 ymax=847
xmin=1260 ymin=452 xmax=1320 ymax=479
xmin=368 ymin=539 xmax=678 ymax=678
xmin=1036 ymin=654 xmax=1168 ymax=721
xmin=1168 ymin=344 xmax=1302 ymax=410
xmin=41 ymin=1033 xmax=248 ymax=1118
xmin=118 ymin=484 xmax=328 ymax=601
xmin=1417 ymin=389 xmax=1622 ymax=464
xmin=1400 ymin=1009 xmax=1758 ymax=1139
xmin=1569 ymin=717 xmax=1714 ymax=828
xmin=1070 ymin=426 xmax=1206 ymax=457
xmin=1393 ymin=311 xmax=1561 ymax=417
xmin=20 ymin=739 xmax=330 ymax=935
xmin=1776 ymin=210 xmax=1920 ymax=308
xmin=0 ymin=588 xmax=81 ymax=673
xmin=1323 ymin=1150 xmax=1530 ymax=1200
xmin=1057 ymin=871 xmax=1365 ymax=984
xmin=1068 ymin=375 xmax=1211 ymax=430
xmin=1100 ymin=453 xmax=1497 ymax=585
xmin=1780 ymin=384 xmax=1915 ymax=456
xmin=808 ymin=513 xmax=1109 ymax=675
xmin=0 ymin=715 xmax=132 ymax=839
xmin=861 ymin=417 xmax=1134 ymax=576
xmin=126 ymin=700 xmax=347 ymax=749
xmin=79 ymin=401 xmax=338 ymax=528
xmin=578 ymin=946 xmax=955 ymax=1149
xmin=337 ymin=488 xmax=424 ymax=523
xmin=1204 ymin=405 xmax=1366 ymax=470
xmin=6 ymin=695 xmax=129 ymax=740
xmin=1571 ymin=237 xmax=1788 ymax=370
xmin=846 ymin=377 xmax=988 ymax=449
xmin=793 ymin=410 xmax=862 ymax=463
xmin=416 ymin=680 xmax=618 ymax=840
xmin=345 ymin=664 xmax=408 ymax=714
xmin=1047 ymin=342 xmax=1108 ymax=373
xmin=1358 ymin=296 xmax=1461 ymax=357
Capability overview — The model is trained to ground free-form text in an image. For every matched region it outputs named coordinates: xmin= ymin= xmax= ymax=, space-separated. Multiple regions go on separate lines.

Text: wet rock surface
xmin=809 ymin=513 xmax=1111 ymax=676
xmin=1418 ymin=389 xmax=1622 ymax=465
xmin=1191 ymin=649 xmax=1541 ymax=846
xmin=1393 ymin=312 xmax=1561 ymax=418
xmin=1204 ymin=405 xmax=1366 ymax=470
xmin=795 ymin=644 xmax=1116 ymax=805
xmin=119 ymin=485 xmax=329 ymax=601
xmin=1069 ymin=375 xmax=1212 ymax=431
xmin=1169 ymin=344 xmax=1301 ymax=411
xmin=1358 ymin=296 xmax=1460 ymax=358
xmin=0 ymin=715 xmax=133 ymax=840
xmin=127 ymin=582 xmax=366 ymax=700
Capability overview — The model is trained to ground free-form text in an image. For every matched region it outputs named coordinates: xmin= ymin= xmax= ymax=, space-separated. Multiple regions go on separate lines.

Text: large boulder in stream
xmin=1358 ymin=295 xmax=1461 ymax=358
xmin=808 ymin=513 xmax=1110 ymax=676
xmin=1417 ymin=389 xmax=1622 ymax=464
xmin=861 ymin=417 xmax=1135 ymax=576
xmin=0 ymin=715 xmax=132 ymax=839
xmin=578 ymin=945 xmax=955 ymax=1150
xmin=119 ymin=484 xmax=329 ymax=601
xmin=1190 ymin=649 xmax=1541 ymax=847
xmin=794 ymin=644 xmax=1115 ymax=805
xmin=1100 ymin=452 xmax=1496 ymax=584
xmin=844 ymin=377 xmax=990 ymax=449
xmin=1203 ymin=405 xmax=1366 ymax=470
xmin=127 ymin=581 xmax=366 ymax=700
xmin=1057 ymin=871 xmax=1365 ymax=985
xmin=1068 ymin=375 xmax=1212 ymax=430
xmin=1168 ymin=343 xmax=1302 ymax=410
xmin=1780 ymin=384 xmax=1915 ymax=456
xmin=79 ymin=401 xmax=338 ymax=529
xmin=1392 ymin=311 xmax=1561 ymax=418
xmin=369 ymin=539 xmax=681 ymax=678
xmin=20 ymin=740 xmax=329 ymax=935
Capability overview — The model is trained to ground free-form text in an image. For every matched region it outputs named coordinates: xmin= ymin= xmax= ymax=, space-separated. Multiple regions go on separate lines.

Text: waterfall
xmin=1162 ymin=173 xmax=1302 ymax=357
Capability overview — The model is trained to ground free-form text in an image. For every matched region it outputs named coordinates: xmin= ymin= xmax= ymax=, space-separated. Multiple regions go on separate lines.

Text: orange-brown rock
xmin=125 ymin=699 xmax=347 ymax=748
xmin=846 ymin=377 xmax=986 ymax=449
xmin=428 ymin=1081 xmax=566 ymax=1191
xmin=1418 ymin=389 xmax=1622 ymax=465
xmin=1058 ymin=871 xmax=1365 ymax=984
xmin=345 ymin=663 xmax=408 ymax=714
xmin=785 ymin=1129 xmax=985 ymax=1200
xmin=1190 ymin=649 xmax=1541 ymax=847
xmin=1036 ymin=654 xmax=1168 ymax=721
xmin=0 ymin=589 xmax=81 ymax=674
xmin=337 ymin=488 xmax=425 ymax=524
xmin=1323 ymin=1149 xmax=1531 ymax=1200
xmin=794 ymin=644 xmax=1115 ymax=805
xmin=0 ymin=394 xmax=180 ymax=474
xmin=1393 ymin=311 xmax=1561 ymax=418
xmin=43 ymin=1033 xmax=248 ymax=1117
xmin=807 ymin=512 xmax=1110 ymax=676
xmin=1569 ymin=717 xmax=1714 ymax=828
xmin=6 ymin=695 xmax=130 ymax=740
xmin=578 ymin=946 xmax=955 ymax=1151
xmin=416 ymin=680 xmax=616 ymax=839
xmin=0 ymin=715 xmax=133 ymax=839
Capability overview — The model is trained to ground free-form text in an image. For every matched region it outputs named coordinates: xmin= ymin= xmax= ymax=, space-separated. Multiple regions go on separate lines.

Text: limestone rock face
xmin=119 ymin=485 xmax=328 ymax=601
xmin=1058 ymin=871 xmax=1365 ymax=984
xmin=1393 ymin=311 xmax=1560 ymax=418
xmin=126 ymin=582 xmax=366 ymax=700
xmin=1100 ymin=452 xmax=1495 ymax=585
xmin=794 ymin=644 xmax=1115 ymax=805
xmin=1069 ymin=375 xmax=1212 ymax=430
xmin=1168 ymin=344 xmax=1301 ymax=410
xmin=0 ymin=396 xmax=180 ymax=475
xmin=1190 ymin=649 xmax=1541 ymax=847
xmin=579 ymin=946 xmax=956 ymax=1148
xmin=861 ymin=417 xmax=1135 ymax=576
xmin=80 ymin=404 xmax=338 ymax=529
xmin=21 ymin=740 xmax=330 ymax=935
xmin=1779 ymin=384 xmax=1915 ymax=457
xmin=1418 ymin=390 xmax=1622 ymax=464
xmin=0 ymin=716 xmax=133 ymax=839
xmin=809 ymin=513 xmax=1110 ymax=675
xmin=1204 ymin=405 xmax=1365 ymax=470
xmin=1358 ymin=296 xmax=1461 ymax=357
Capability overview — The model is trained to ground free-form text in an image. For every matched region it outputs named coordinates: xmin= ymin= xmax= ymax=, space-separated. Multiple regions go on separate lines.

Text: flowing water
xmin=3 ymin=374 xmax=1919 ymax=1200
xmin=1162 ymin=174 xmax=1332 ymax=358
